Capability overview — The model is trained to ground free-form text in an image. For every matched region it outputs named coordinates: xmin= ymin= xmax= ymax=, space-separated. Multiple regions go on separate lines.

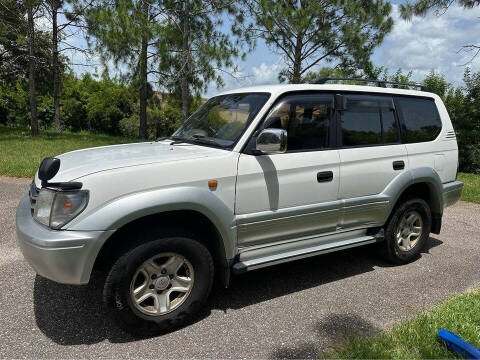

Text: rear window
xmin=394 ymin=97 xmax=442 ymax=143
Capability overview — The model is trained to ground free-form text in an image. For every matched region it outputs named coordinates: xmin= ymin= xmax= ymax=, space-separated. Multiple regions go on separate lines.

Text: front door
xmin=235 ymin=92 xmax=341 ymax=247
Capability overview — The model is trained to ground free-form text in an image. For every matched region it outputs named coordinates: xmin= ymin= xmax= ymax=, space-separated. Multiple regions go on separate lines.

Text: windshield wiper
xmin=167 ymin=136 xmax=188 ymax=145
xmin=189 ymin=135 xmax=222 ymax=147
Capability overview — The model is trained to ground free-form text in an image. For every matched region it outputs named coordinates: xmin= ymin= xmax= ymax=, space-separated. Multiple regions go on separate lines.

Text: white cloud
xmin=205 ymin=61 xmax=284 ymax=97
xmin=249 ymin=62 xmax=283 ymax=85
xmin=375 ymin=4 xmax=480 ymax=84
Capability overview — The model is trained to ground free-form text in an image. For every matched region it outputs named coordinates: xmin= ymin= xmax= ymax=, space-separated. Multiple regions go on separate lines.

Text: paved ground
xmin=1 ymin=176 xmax=480 ymax=359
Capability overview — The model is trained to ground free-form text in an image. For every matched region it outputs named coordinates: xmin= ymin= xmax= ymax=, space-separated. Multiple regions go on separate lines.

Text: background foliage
xmin=0 ymin=0 xmax=479 ymax=173
xmin=1 ymin=66 xmax=480 ymax=172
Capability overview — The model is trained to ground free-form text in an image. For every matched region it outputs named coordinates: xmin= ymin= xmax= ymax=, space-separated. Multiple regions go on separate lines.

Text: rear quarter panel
xmin=405 ymin=96 xmax=458 ymax=183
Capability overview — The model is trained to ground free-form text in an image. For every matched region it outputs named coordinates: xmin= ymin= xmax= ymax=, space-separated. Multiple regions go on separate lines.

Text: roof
xmin=216 ymin=83 xmax=438 ymax=100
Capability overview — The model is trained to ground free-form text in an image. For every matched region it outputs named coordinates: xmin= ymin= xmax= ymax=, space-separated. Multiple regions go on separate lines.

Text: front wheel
xmin=383 ymin=198 xmax=432 ymax=264
xmin=103 ymin=235 xmax=214 ymax=335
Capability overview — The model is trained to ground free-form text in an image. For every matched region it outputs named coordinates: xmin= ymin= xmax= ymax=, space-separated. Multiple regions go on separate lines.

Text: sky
xmin=58 ymin=0 xmax=480 ymax=97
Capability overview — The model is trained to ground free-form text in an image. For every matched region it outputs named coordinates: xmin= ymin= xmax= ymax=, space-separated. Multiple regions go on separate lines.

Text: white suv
xmin=16 ymin=79 xmax=463 ymax=334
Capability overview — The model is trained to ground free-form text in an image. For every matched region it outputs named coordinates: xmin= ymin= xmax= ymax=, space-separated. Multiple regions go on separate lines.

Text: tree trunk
xmin=291 ymin=34 xmax=303 ymax=84
xmin=52 ymin=0 xmax=61 ymax=131
xmin=27 ymin=2 xmax=38 ymax=137
xmin=291 ymin=36 xmax=302 ymax=84
xmin=138 ymin=0 xmax=148 ymax=139
xmin=180 ymin=0 xmax=190 ymax=123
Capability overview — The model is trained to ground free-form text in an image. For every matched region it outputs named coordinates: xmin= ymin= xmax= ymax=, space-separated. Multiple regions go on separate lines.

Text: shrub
xmin=119 ymin=102 xmax=182 ymax=139
xmin=37 ymin=94 xmax=54 ymax=129
xmin=62 ymin=97 xmax=88 ymax=131
xmin=0 ymin=81 xmax=29 ymax=126
xmin=86 ymin=83 xmax=134 ymax=135
xmin=119 ymin=114 xmax=140 ymax=138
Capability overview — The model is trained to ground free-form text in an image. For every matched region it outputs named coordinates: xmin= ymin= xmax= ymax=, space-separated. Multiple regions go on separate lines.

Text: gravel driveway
xmin=1 ymin=176 xmax=479 ymax=359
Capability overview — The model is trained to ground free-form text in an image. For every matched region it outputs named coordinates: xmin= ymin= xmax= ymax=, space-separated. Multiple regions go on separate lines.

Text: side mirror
xmin=255 ymin=128 xmax=287 ymax=154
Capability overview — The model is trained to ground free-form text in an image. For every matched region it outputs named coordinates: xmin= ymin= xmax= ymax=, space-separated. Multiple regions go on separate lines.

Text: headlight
xmin=33 ymin=188 xmax=89 ymax=229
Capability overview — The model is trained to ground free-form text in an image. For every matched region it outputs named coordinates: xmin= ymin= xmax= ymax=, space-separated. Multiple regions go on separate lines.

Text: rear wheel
xmin=103 ymin=234 xmax=214 ymax=335
xmin=383 ymin=198 xmax=432 ymax=264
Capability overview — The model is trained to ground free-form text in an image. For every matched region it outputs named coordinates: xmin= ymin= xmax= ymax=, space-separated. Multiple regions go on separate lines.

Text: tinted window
xmin=394 ymin=97 xmax=441 ymax=143
xmin=342 ymin=96 xmax=382 ymax=146
xmin=341 ymin=95 xmax=399 ymax=146
xmin=382 ymin=109 xmax=399 ymax=143
xmin=264 ymin=93 xmax=333 ymax=151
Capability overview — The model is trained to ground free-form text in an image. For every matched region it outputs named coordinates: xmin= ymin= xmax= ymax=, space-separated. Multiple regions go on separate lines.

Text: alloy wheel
xmin=396 ymin=210 xmax=423 ymax=251
xmin=130 ymin=253 xmax=194 ymax=316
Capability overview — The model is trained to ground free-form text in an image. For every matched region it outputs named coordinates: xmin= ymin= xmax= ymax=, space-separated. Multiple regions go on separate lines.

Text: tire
xmin=383 ymin=198 xmax=432 ymax=265
xmin=103 ymin=233 xmax=214 ymax=336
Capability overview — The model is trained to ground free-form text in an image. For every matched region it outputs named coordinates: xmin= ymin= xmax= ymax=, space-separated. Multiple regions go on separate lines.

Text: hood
xmin=36 ymin=140 xmax=227 ymax=184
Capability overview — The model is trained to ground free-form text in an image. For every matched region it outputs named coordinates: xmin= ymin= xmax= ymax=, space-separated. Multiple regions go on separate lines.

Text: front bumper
xmin=443 ymin=180 xmax=463 ymax=208
xmin=16 ymin=196 xmax=114 ymax=284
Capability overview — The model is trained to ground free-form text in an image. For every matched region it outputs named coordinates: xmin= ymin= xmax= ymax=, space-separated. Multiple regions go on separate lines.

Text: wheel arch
xmin=92 ymin=209 xmax=229 ymax=274
xmin=69 ymin=187 xmax=236 ymax=284
xmin=384 ymin=168 xmax=444 ymax=234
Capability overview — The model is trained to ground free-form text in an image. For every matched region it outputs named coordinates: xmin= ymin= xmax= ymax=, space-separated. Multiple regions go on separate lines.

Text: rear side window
xmin=341 ymin=95 xmax=399 ymax=147
xmin=394 ymin=97 xmax=442 ymax=143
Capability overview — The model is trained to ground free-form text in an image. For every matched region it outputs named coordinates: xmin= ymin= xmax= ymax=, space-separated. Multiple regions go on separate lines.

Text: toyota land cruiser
xmin=16 ymin=79 xmax=463 ymax=334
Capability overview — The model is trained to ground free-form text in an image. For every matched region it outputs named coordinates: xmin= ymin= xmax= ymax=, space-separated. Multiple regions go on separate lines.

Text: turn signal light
xmin=208 ymin=180 xmax=218 ymax=190
xmin=63 ymin=198 xmax=73 ymax=211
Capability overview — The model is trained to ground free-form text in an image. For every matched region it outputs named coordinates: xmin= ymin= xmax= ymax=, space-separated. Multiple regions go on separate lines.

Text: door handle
xmin=393 ymin=160 xmax=405 ymax=170
xmin=317 ymin=171 xmax=333 ymax=182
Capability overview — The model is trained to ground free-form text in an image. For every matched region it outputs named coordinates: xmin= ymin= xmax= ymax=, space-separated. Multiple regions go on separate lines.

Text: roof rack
xmin=313 ymin=78 xmax=426 ymax=91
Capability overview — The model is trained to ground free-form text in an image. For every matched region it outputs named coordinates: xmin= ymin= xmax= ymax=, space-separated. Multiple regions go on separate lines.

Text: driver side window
xmin=263 ymin=93 xmax=334 ymax=151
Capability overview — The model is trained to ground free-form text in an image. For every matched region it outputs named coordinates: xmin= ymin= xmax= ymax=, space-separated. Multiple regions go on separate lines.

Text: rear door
xmin=235 ymin=92 xmax=341 ymax=247
xmin=337 ymin=94 xmax=408 ymax=230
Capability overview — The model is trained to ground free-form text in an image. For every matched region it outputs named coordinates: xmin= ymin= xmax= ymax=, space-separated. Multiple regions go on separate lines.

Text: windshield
xmin=172 ymin=92 xmax=270 ymax=148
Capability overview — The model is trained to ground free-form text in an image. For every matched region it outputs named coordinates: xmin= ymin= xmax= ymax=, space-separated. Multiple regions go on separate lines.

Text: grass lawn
xmin=0 ymin=126 xmax=136 ymax=178
xmin=327 ymin=289 xmax=480 ymax=359
xmin=458 ymin=173 xmax=480 ymax=204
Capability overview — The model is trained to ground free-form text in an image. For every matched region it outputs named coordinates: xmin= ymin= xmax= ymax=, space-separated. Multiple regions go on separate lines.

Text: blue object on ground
xmin=437 ymin=329 xmax=480 ymax=359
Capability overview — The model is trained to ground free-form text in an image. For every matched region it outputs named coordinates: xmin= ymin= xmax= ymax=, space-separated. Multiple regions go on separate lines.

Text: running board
xmin=232 ymin=236 xmax=377 ymax=274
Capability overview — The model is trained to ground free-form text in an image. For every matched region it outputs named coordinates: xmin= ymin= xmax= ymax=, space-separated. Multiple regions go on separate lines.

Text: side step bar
xmin=232 ymin=236 xmax=377 ymax=274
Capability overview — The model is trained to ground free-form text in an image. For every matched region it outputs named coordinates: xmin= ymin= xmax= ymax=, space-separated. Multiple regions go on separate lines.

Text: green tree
xmin=1 ymin=0 xmax=61 ymax=133
xmin=302 ymin=67 xmax=352 ymax=83
xmin=423 ymin=70 xmax=450 ymax=99
xmin=245 ymin=0 xmax=393 ymax=83
xmin=1 ymin=0 xmax=42 ymax=135
xmin=159 ymin=0 xmax=250 ymax=122
xmin=459 ymin=68 xmax=480 ymax=173
xmin=0 ymin=0 xmax=29 ymax=81
xmin=420 ymin=68 xmax=480 ymax=173
xmin=86 ymin=0 xmax=165 ymax=139
xmin=401 ymin=0 xmax=479 ymax=18
xmin=43 ymin=0 xmax=91 ymax=132
xmin=382 ymin=68 xmax=413 ymax=84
